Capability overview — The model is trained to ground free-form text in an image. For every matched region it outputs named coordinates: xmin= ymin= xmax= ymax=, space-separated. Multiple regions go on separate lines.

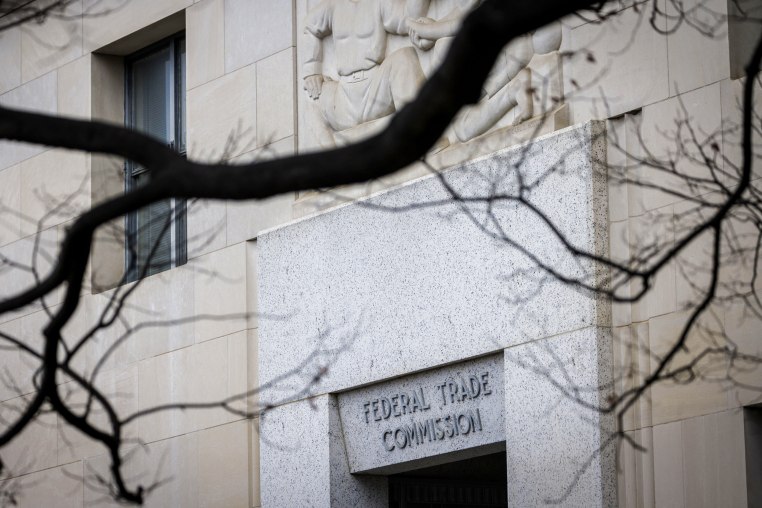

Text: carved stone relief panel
xmin=297 ymin=0 xmax=566 ymax=154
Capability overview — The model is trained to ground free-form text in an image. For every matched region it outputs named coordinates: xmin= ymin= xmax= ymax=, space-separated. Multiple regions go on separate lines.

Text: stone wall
xmin=0 ymin=1 xmax=297 ymax=506
xmin=0 ymin=0 xmax=759 ymax=507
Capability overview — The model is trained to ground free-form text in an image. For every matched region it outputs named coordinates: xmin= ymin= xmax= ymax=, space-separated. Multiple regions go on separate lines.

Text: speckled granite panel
xmin=258 ymin=122 xmax=609 ymax=402
xmin=260 ymin=395 xmax=389 ymax=507
xmin=503 ymin=326 xmax=617 ymax=507
xmin=338 ymin=353 xmax=505 ymax=474
xmin=258 ymin=121 xmax=612 ymax=505
xmin=328 ymin=397 xmax=388 ymax=507
xmin=260 ymin=395 xmax=332 ymax=507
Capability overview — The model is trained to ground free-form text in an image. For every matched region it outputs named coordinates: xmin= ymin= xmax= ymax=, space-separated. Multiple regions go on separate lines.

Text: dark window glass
xmin=746 ymin=405 xmax=762 ymax=507
xmin=125 ymin=33 xmax=186 ymax=281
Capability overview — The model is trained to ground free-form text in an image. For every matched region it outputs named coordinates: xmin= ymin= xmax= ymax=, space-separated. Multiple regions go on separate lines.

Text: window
xmin=124 ymin=33 xmax=186 ymax=281
xmin=728 ymin=0 xmax=762 ymax=79
xmin=746 ymin=405 xmax=762 ymax=506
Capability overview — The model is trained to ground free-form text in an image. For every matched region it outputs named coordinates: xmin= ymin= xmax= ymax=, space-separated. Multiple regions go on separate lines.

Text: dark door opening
xmin=388 ymin=452 xmax=507 ymax=508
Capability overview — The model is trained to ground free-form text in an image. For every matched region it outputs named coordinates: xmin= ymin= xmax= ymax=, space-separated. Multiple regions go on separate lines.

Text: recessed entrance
xmin=388 ymin=451 xmax=507 ymax=508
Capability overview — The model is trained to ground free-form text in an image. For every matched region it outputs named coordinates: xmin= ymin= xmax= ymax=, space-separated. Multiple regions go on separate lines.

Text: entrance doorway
xmin=388 ymin=452 xmax=508 ymax=508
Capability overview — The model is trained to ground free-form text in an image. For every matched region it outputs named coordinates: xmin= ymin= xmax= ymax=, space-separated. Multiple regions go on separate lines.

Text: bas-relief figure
xmin=302 ymin=0 xmax=431 ymax=147
xmin=301 ymin=0 xmax=563 ymax=148
xmin=408 ymin=1 xmax=562 ymax=142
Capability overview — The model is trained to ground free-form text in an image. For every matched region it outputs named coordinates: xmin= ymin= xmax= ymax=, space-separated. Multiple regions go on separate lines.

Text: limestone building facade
xmin=0 ymin=0 xmax=760 ymax=507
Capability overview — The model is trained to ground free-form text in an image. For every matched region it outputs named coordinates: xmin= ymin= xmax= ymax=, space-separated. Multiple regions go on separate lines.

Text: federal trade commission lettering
xmin=361 ymin=371 xmax=493 ymax=452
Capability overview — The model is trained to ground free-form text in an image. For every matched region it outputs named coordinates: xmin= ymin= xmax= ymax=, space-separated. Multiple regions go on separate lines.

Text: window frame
xmin=123 ymin=31 xmax=187 ymax=282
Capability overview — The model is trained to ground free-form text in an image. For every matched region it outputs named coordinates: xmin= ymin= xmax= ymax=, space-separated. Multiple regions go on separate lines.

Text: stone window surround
xmin=89 ymin=12 xmax=186 ymax=293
